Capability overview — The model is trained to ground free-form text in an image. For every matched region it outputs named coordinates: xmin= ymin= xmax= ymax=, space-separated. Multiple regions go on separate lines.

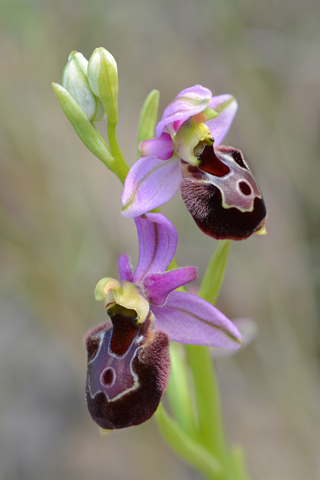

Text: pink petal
xmin=152 ymin=291 xmax=242 ymax=349
xmin=117 ymin=253 xmax=134 ymax=282
xmin=133 ymin=213 xmax=178 ymax=283
xmin=206 ymin=94 xmax=238 ymax=146
xmin=140 ymin=133 xmax=174 ymax=160
xmin=156 ymin=85 xmax=212 ymax=138
xmin=121 ymin=156 xmax=182 ymax=218
xmin=143 ymin=267 xmax=198 ymax=306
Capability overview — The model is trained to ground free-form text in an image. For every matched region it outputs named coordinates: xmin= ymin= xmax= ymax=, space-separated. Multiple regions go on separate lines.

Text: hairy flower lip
xmin=180 ymin=177 xmax=267 ymax=241
xmin=86 ymin=304 xmax=170 ymax=430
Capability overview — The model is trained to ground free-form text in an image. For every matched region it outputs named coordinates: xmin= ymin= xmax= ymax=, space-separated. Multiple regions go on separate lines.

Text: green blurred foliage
xmin=0 ymin=0 xmax=320 ymax=479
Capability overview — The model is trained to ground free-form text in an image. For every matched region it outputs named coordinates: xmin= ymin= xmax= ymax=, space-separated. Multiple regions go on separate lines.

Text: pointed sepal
xmin=138 ymin=89 xmax=160 ymax=149
xmin=52 ymin=82 xmax=113 ymax=165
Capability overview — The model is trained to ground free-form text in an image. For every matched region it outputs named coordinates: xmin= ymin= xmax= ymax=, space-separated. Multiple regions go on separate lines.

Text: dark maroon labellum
xmin=85 ymin=305 xmax=170 ymax=430
xmin=180 ymin=145 xmax=267 ymax=240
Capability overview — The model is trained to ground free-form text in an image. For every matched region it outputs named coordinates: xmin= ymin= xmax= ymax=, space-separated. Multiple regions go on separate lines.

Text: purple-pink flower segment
xmin=122 ymin=85 xmax=267 ymax=240
xmin=85 ymin=213 xmax=241 ymax=430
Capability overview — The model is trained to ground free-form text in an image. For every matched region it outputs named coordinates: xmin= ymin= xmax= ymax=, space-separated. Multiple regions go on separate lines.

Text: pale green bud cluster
xmin=59 ymin=48 xmax=119 ymax=124
xmin=53 ymin=48 xmax=128 ymax=182
xmin=62 ymin=51 xmax=106 ymax=122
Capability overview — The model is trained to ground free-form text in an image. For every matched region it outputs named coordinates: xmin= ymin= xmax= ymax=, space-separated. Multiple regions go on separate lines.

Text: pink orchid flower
xmin=122 ymin=85 xmax=266 ymax=240
xmin=85 ymin=213 xmax=241 ymax=430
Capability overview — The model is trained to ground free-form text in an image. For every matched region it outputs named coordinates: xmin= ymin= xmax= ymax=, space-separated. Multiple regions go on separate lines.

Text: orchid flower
xmin=122 ymin=85 xmax=267 ymax=240
xmin=85 ymin=213 xmax=242 ymax=430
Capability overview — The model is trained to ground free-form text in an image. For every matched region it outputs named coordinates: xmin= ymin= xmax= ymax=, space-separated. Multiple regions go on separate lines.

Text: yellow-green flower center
xmin=173 ymin=118 xmax=214 ymax=166
xmin=94 ymin=277 xmax=150 ymax=324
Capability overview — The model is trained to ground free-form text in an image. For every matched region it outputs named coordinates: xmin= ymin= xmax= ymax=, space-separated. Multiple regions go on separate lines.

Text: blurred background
xmin=1 ymin=0 xmax=320 ymax=478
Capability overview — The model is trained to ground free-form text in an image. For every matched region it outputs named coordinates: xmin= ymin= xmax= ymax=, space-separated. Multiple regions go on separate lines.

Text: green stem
xmin=229 ymin=446 xmax=251 ymax=480
xmin=198 ymin=240 xmax=231 ymax=305
xmin=155 ymin=404 xmax=223 ymax=479
xmin=165 ymin=342 xmax=199 ymax=440
xmin=184 ymin=240 xmax=233 ymax=479
xmin=185 ymin=345 xmax=227 ymax=467
xmin=107 ymin=121 xmax=129 ymax=183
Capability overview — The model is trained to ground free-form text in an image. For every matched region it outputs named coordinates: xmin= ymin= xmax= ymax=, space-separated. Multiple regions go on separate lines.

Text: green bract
xmin=52 ymin=83 xmax=113 ymax=165
xmin=138 ymin=89 xmax=160 ymax=147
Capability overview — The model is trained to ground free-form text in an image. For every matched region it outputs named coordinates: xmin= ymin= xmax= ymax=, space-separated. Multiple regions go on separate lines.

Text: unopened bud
xmin=87 ymin=48 xmax=119 ymax=124
xmin=62 ymin=51 xmax=106 ymax=122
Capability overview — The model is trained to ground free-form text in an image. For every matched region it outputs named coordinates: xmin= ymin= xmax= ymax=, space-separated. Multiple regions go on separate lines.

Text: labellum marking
xmin=197 ymin=143 xmax=230 ymax=177
xmin=87 ymin=311 xmax=142 ymax=403
xmin=238 ymin=181 xmax=252 ymax=196
xmin=101 ymin=367 xmax=116 ymax=387
xmin=189 ymin=145 xmax=263 ymax=213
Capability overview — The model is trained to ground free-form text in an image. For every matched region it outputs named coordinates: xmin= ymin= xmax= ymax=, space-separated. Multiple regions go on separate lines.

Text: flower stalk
xmin=155 ymin=403 xmax=223 ymax=478
xmin=165 ymin=342 xmax=198 ymax=439
xmin=156 ymin=240 xmax=251 ymax=480
xmin=185 ymin=344 xmax=227 ymax=467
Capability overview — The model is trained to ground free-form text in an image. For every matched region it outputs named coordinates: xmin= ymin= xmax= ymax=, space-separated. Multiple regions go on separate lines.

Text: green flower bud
xmin=87 ymin=48 xmax=119 ymax=124
xmin=62 ymin=51 xmax=106 ymax=122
